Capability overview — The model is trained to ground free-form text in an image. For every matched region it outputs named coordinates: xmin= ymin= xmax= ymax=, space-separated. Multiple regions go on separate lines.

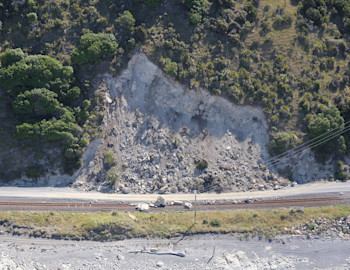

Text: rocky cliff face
xmin=73 ymin=53 xmax=285 ymax=193
xmin=1 ymin=53 xmax=336 ymax=190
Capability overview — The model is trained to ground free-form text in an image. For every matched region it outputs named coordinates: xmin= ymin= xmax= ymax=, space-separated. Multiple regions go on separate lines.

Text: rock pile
xmin=288 ymin=215 xmax=350 ymax=239
xmin=73 ymin=53 xmax=295 ymax=194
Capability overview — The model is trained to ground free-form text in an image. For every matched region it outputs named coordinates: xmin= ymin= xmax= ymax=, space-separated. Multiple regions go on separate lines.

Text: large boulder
xmin=154 ymin=196 xmax=166 ymax=207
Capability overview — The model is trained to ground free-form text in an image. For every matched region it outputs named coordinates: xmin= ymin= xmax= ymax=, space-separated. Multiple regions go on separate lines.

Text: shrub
xmin=195 ymin=158 xmax=208 ymax=171
xmin=71 ymin=33 xmax=118 ymax=65
xmin=273 ymin=13 xmax=293 ymax=30
xmin=0 ymin=54 xmax=74 ymax=96
xmin=0 ymin=48 xmax=26 ymax=67
xmin=160 ymin=58 xmax=178 ymax=77
xmin=104 ymin=150 xmax=116 ymax=165
xmin=115 ymin=11 xmax=135 ymax=36
xmin=27 ymin=12 xmax=37 ymax=23
xmin=25 ymin=166 xmax=45 ymax=179
xmin=106 ymin=166 xmax=121 ymax=185
xmin=66 ymin=86 xmax=81 ymax=104
xmin=210 ymin=219 xmax=221 ymax=227
xmin=12 ymin=88 xmax=61 ymax=118
xmin=185 ymin=0 xmax=211 ymax=25
xmin=145 ymin=0 xmax=163 ymax=7
xmin=269 ymin=132 xmax=298 ymax=156
xmin=300 ymin=0 xmax=327 ymax=26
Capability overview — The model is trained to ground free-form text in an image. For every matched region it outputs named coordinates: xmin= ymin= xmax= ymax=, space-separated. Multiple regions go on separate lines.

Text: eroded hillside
xmin=0 ymin=0 xmax=350 ymax=189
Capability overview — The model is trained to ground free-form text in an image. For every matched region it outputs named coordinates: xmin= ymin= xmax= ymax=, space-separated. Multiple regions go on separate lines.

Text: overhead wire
xmin=264 ymin=119 xmax=350 ymax=166
xmin=198 ymin=120 xmax=350 ymax=193
xmin=265 ymin=123 xmax=350 ymax=167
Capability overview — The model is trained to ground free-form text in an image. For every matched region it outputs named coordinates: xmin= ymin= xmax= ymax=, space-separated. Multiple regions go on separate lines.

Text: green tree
xmin=12 ymin=88 xmax=61 ymax=118
xmin=269 ymin=132 xmax=298 ymax=156
xmin=185 ymin=0 xmax=211 ymax=25
xmin=71 ymin=33 xmax=118 ymax=65
xmin=115 ymin=11 xmax=135 ymax=36
xmin=0 ymin=54 xmax=74 ymax=96
xmin=0 ymin=48 xmax=26 ymax=67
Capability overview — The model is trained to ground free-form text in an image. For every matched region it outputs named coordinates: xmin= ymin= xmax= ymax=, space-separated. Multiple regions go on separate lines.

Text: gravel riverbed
xmin=1 ymin=234 xmax=350 ymax=269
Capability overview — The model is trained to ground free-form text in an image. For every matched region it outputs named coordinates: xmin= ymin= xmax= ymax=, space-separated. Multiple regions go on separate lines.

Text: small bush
xmin=195 ymin=158 xmax=208 ymax=171
xmin=210 ymin=219 xmax=221 ymax=227
xmin=27 ymin=12 xmax=37 ymax=23
xmin=145 ymin=0 xmax=163 ymax=7
xmin=25 ymin=166 xmax=45 ymax=179
xmin=104 ymin=150 xmax=116 ymax=165
xmin=106 ymin=166 xmax=121 ymax=185
xmin=160 ymin=58 xmax=178 ymax=77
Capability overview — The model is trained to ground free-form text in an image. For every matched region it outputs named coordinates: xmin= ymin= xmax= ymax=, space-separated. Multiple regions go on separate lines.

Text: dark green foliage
xmin=269 ymin=132 xmax=298 ymax=156
xmin=0 ymin=54 xmax=74 ymax=96
xmin=0 ymin=48 xmax=26 ymax=67
xmin=335 ymin=160 xmax=350 ymax=181
xmin=71 ymin=33 xmax=118 ymax=65
xmin=300 ymin=0 xmax=327 ymax=26
xmin=185 ymin=0 xmax=211 ymax=25
xmin=210 ymin=219 xmax=221 ymax=227
xmin=308 ymin=106 xmax=344 ymax=140
xmin=273 ymin=12 xmax=293 ymax=30
xmin=25 ymin=166 xmax=45 ymax=179
xmin=12 ymin=88 xmax=61 ymax=118
xmin=195 ymin=158 xmax=208 ymax=171
xmin=161 ymin=58 xmax=178 ymax=77
xmin=115 ymin=11 xmax=135 ymax=36
xmin=0 ymin=50 xmax=85 ymax=176
xmin=27 ymin=12 xmax=37 ymax=22
xmin=244 ymin=2 xmax=258 ymax=23
xmin=104 ymin=150 xmax=116 ymax=165
xmin=308 ymin=106 xmax=345 ymax=160
xmin=300 ymin=0 xmax=350 ymax=34
xmin=145 ymin=0 xmax=163 ymax=7
xmin=66 ymin=86 xmax=81 ymax=104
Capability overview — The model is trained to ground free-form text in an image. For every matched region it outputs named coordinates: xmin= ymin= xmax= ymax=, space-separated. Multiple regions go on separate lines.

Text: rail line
xmin=0 ymin=195 xmax=348 ymax=212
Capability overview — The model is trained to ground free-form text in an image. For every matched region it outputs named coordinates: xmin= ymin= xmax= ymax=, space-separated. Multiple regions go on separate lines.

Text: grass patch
xmin=0 ymin=205 xmax=349 ymax=241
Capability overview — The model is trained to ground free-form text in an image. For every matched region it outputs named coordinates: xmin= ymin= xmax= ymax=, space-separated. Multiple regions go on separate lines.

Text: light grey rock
xmin=136 ymin=203 xmax=149 ymax=212
xmin=156 ymin=261 xmax=164 ymax=267
xmin=154 ymin=196 xmax=166 ymax=207
xmin=184 ymin=202 xmax=192 ymax=210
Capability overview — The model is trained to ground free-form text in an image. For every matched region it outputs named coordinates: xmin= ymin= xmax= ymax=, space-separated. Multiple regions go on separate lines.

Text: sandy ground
xmin=1 ymin=234 xmax=350 ymax=269
xmin=0 ymin=181 xmax=349 ymax=203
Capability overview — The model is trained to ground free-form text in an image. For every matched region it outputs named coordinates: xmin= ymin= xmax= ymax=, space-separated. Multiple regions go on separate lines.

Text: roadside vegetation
xmin=0 ymin=0 xmax=350 ymax=180
xmin=0 ymin=205 xmax=349 ymax=241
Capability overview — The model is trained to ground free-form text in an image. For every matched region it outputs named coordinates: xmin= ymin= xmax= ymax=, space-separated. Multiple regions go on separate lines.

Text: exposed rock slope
xmin=74 ymin=53 xmax=283 ymax=193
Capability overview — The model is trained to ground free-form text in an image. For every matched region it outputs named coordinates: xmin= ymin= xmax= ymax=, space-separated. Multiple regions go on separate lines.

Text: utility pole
xmin=194 ymin=190 xmax=197 ymax=224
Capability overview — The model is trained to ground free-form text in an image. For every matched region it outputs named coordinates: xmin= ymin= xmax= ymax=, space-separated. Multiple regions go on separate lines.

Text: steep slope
xmin=74 ymin=53 xmax=290 ymax=193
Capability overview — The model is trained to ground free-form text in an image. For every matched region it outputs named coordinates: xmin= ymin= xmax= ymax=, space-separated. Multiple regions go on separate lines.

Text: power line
xmin=265 ymin=124 xmax=350 ymax=167
xmin=264 ymin=120 xmax=350 ymax=166
xmin=196 ymin=120 xmax=350 ymax=193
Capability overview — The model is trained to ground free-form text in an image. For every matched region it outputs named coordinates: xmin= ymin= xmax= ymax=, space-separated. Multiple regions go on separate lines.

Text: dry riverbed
xmin=1 ymin=234 xmax=350 ymax=269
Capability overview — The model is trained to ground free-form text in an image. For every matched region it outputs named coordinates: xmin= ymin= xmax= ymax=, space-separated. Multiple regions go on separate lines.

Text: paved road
xmin=0 ymin=181 xmax=350 ymax=203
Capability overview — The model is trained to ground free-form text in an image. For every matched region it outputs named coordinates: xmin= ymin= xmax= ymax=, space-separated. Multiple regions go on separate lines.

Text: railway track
xmin=0 ymin=195 xmax=348 ymax=212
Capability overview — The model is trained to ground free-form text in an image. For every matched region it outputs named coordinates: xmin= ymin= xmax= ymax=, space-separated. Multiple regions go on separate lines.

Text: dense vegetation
xmin=0 ymin=0 xmax=350 ymax=180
